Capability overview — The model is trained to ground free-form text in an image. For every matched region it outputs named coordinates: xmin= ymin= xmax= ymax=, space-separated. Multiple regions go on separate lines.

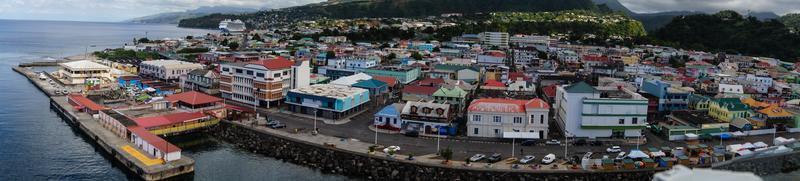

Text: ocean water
xmin=0 ymin=19 xmax=348 ymax=181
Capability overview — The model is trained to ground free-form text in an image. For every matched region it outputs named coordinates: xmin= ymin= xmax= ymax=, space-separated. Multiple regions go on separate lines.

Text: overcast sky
xmin=619 ymin=0 xmax=799 ymax=15
xmin=0 ymin=0 xmax=798 ymax=22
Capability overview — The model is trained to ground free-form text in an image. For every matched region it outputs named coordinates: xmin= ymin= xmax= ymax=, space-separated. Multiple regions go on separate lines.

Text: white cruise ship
xmin=219 ymin=19 xmax=246 ymax=33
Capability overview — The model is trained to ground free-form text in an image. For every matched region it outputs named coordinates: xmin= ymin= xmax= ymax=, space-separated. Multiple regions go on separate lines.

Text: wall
xmin=209 ymin=121 xmax=662 ymax=180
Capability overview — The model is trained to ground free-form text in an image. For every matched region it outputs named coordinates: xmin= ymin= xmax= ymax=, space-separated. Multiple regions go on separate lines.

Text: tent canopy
xmin=627 ymin=150 xmax=650 ymax=159
xmin=753 ymin=142 xmax=769 ymax=148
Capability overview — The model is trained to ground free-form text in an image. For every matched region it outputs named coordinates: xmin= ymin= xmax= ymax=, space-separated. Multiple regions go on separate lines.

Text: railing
xmin=148 ymin=119 xmax=220 ymax=136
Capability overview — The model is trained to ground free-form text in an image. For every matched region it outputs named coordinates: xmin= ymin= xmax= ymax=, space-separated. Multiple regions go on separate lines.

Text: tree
xmin=411 ymin=52 xmax=423 ymax=60
xmin=137 ymin=38 xmax=151 ymax=44
xmin=185 ymin=35 xmax=193 ymax=40
xmin=439 ymin=147 xmax=453 ymax=162
xmin=228 ymin=42 xmax=240 ymax=50
xmin=387 ymin=53 xmax=397 ymax=61
xmin=220 ymin=39 xmax=229 ymax=46
xmin=326 ymin=51 xmax=337 ymax=60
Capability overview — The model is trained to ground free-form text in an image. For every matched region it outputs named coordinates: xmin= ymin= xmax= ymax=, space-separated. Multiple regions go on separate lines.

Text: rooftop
xmin=134 ymin=111 xmax=208 ymax=128
xmin=141 ymin=60 xmax=203 ymax=69
xmin=249 ymin=56 xmax=294 ymax=70
xmin=290 ymin=84 xmax=368 ymax=99
xmin=165 ymin=91 xmax=222 ymax=106
xmin=671 ymin=110 xmax=724 ymax=126
xmin=101 ymin=110 xmax=137 ymax=127
xmin=468 ymin=98 xmax=549 ymax=113
xmin=60 ymin=60 xmax=110 ymax=70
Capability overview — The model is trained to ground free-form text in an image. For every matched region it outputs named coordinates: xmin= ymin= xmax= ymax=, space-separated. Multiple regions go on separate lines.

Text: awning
xmin=753 ymin=142 xmax=769 ymax=148
xmin=627 ymin=149 xmax=651 ymax=159
xmin=503 ymin=132 xmax=539 ymax=139
xmin=685 ymin=133 xmax=698 ymax=140
xmin=731 ymin=131 xmax=745 ymax=137
xmin=742 ymin=142 xmax=755 ymax=149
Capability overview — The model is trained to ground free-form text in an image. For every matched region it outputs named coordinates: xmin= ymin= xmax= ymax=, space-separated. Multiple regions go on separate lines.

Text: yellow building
xmin=708 ymin=98 xmax=751 ymax=122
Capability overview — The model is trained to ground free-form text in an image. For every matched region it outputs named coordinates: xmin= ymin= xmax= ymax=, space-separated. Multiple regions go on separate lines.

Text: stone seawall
xmin=209 ymin=121 xmax=659 ymax=181
xmin=713 ymin=151 xmax=800 ymax=176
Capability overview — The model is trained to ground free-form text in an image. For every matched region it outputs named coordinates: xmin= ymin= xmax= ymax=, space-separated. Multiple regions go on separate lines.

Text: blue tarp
xmin=720 ymin=133 xmax=732 ymax=140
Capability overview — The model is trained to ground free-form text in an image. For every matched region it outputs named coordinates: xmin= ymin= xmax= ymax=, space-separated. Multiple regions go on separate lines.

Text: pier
xmin=14 ymin=65 xmax=195 ymax=180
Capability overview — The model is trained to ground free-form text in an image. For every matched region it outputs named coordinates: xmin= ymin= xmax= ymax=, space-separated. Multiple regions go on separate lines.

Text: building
xmin=402 ymin=85 xmax=438 ymax=102
xmin=133 ymin=111 xmax=217 ymax=136
xmin=708 ymin=98 xmax=750 ymax=122
xmin=361 ymin=66 xmax=421 ymax=84
xmin=67 ymin=94 xmax=108 ymax=115
xmin=164 ymin=91 xmax=224 ymax=112
xmin=432 ymin=86 xmax=468 ymax=108
xmin=139 ymin=60 xmax=203 ymax=82
xmin=479 ymin=32 xmax=509 ymax=49
xmin=319 ymin=36 xmax=347 ymax=43
xmin=285 ymin=84 xmax=370 ymax=120
xmin=429 ymin=64 xmax=480 ymax=83
xmin=56 ymin=60 xmax=113 ymax=85
xmin=509 ymin=34 xmax=551 ymax=49
xmin=640 ymin=80 xmax=690 ymax=112
xmin=511 ymin=47 xmax=540 ymax=67
xmin=467 ymin=98 xmax=550 ymax=139
xmin=374 ymin=103 xmax=404 ymax=131
xmin=668 ymin=110 xmax=730 ymax=134
xmin=181 ymin=69 xmax=220 ymax=95
xmin=755 ymin=105 xmax=793 ymax=129
xmin=554 ymin=82 xmax=648 ymax=138
xmin=400 ymin=101 xmax=455 ymax=135
xmin=220 ymin=57 xmax=307 ymax=107
xmin=128 ymin=126 xmax=182 ymax=162
xmin=343 ymin=56 xmax=379 ymax=70
xmin=476 ymin=50 xmax=507 ymax=66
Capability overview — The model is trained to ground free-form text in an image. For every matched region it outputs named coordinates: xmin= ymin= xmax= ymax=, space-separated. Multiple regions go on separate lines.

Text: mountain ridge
xmin=126 ymin=6 xmax=260 ymax=24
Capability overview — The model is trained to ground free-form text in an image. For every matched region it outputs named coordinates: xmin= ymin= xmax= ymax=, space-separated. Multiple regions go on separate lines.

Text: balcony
xmin=220 ymin=75 xmax=232 ymax=83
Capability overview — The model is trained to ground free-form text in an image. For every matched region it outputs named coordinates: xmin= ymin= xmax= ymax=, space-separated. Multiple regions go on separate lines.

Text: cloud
xmin=0 ymin=0 xmax=324 ymax=22
xmin=619 ymin=0 xmax=800 ymax=15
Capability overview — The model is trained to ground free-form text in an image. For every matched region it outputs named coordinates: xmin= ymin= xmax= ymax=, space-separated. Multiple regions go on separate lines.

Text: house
xmin=554 ymin=82 xmax=648 ymax=138
xmin=506 ymin=77 xmax=535 ymax=95
xmin=432 ymin=86 xmax=468 ymax=108
xmin=640 ymin=80 xmax=690 ymax=112
xmin=374 ymin=103 xmax=404 ymax=131
xmin=180 ymin=69 xmax=220 ymax=95
xmin=219 ymin=57 xmax=309 ymax=108
xmin=478 ymin=32 xmax=509 ymax=49
xmin=400 ymin=101 xmax=456 ymax=135
xmin=668 ymin=110 xmax=730 ymax=134
xmin=708 ymin=98 xmax=751 ymax=122
xmin=755 ymin=105 xmax=794 ymax=129
xmin=361 ymin=66 xmax=421 ymax=84
xmin=133 ymin=111 xmax=216 ymax=136
xmin=476 ymin=50 xmax=507 ymax=66
xmin=285 ymin=84 xmax=370 ymax=120
xmin=467 ymin=98 xmax=550 ymax=139
xmin=67 ymin=94 xmax=108 ymax=115
xmin=56 ymin=60 xmax=113 ymax=85
xmin=401 ymin=85 xmax=438 ymax=102
xmin=511 ymin=47 xmax=539 ymax=67
xmin=718 ymin=84 xmax=744 ymax=95
xmin=685 ymin=60 xmax=716 ymax=78
xmin=429 ymin=64 xmax=480 ymax=83
xmin=688 ymin=94 xmax=711 ymax=110
xmin=372 ymin=75 xmax=400 ymax=99
xmin=164 ymin=91 xmax=224 ymax=112
xmin=139 ymin=60 xmax=204 ymax=82
xmin=481 ymin=79 xmax=507 ymax=92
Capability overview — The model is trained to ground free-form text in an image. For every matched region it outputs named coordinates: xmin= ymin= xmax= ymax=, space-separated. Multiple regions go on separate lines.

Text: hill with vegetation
xmin=179 ymin=0 xmax=600 ymax=29
xmin=127 ymin=6 xmax=259 ymax=24
xmin=652 ymin=11 xmax=800 ymax=61
xmin=780 ymin=13 xmax=800 ymax=32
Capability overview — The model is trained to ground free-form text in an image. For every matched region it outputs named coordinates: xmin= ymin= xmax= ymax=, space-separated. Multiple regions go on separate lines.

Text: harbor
xmin=14 ymin=65 xmax=195 ymax=181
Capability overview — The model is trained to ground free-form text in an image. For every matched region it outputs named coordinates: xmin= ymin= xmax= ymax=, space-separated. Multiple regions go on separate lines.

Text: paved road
xmin=223 ymin=100 xmax=800 ymax=163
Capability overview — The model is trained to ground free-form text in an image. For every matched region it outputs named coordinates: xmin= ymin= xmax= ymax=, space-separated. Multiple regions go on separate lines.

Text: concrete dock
xmin=15 ymin=66 xmax=195 ymax=180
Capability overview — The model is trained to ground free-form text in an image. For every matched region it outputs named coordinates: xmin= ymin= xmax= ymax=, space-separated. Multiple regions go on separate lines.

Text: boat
xmin=219 ymin=19 xmax=246 ymax=33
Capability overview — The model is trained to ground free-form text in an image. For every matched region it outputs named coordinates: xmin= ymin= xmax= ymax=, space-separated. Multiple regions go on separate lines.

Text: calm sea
xmin=0 ymin=19 xmax=349 ymax=181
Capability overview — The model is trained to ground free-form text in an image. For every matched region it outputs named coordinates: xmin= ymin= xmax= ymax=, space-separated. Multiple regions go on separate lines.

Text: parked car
xmin=606 ymin=146 xmax=622 ymax=153
xmin=520 ymin=140 xmax=537 ymax=146
xmin=519 ymin=155 xmax=536 ymax=164
xmin=269 ymin=122 xmax=286 ymax=129
xmin=615 ymin=152 xmax=627 ymax=161
xmin=469 ymin=154 xmax=486 ymax=162
xmin=541 ymin=154 xmax=556 ymax=164
xmin=590 ymin=140 xmax=603 ymax=146
xmin=404 ymin=130 xmax=419 ymax=137
xmin=487 ymin=153 xmax=503 ymax=163
xmin=545 ymin=139 xmax=561 ymax=145
xmin=266 ymin=120 xmax=280 ymax=126
xmin=383 ymin=146 xmax=401 ymax=153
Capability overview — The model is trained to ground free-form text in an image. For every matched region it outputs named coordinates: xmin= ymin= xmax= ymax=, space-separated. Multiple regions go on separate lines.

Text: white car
xmin=545 ymin=139 xmax=561 ymax=145
xmin=383 ymin=146 xmax=401 ymax=153
xmin=541 ymin=154 xmax=556 ymax=164
xmin=582 ymin=152 xmax=593 ymax=160
xmin=519 ymin=155 xmax=536 ymax=164
xmin=469 ymin=154 xmax=486 ymax=162
xmin=615 ymin=152 xmax=627 ymax=161
xmin=606 ymin=146 xmax=622 ymax=153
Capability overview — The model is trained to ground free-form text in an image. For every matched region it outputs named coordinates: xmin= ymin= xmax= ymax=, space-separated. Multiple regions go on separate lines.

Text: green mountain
xmin=179 ymin=0 xmax=600 ymax=29
xmin=780 ymin=13 xmax=800 ymax=32
xmin=653 ymin=11 xmax=800 ymax=61
xmin=127 ymin=6 xmax=259 ymax=24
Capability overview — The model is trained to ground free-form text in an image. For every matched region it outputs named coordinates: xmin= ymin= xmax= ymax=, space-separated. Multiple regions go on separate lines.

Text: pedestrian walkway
xmin=122 ymin=145 xmax=165 ymax=166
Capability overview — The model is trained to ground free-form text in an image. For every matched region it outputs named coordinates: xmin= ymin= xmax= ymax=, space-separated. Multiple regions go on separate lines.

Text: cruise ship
xmin=219 ymin=19 xmax=246 ymax=33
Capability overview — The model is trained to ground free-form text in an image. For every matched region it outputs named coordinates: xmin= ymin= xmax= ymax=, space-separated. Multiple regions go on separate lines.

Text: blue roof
xmin=375 ymin=104 xmax=399 ymax=117
xmin=352 ymin=79 xmax=388 ymax=89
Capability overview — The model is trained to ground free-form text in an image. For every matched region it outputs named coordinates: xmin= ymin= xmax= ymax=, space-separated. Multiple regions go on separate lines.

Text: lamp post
xmin=254 ymin=88 xmax=260 ymax=120
xmin=313 ymin=108 xmax=318 ymax=134
xmin=84 ymin=45 xmax=96 ymax=59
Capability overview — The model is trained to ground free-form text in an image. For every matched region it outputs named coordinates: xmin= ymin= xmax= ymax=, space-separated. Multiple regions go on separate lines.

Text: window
xmin=393 ymin=118 xmax=397 ymax=125
xmin=222 ymin=67 xmax=230 ymax=72
xmin=256 ymin=73 xmax=265 ymax=77
xmin=283 ymin=71 xmax=288 ymax=75
xmin=494 ymin=129 xmax=500 ymax=134
xmin=540 ymin=115 xmax=544 ymax=124
xmin=619 ymin=119 xmax=625 ymax=124
xmin=493 ymin=116 xmax=501 ymax=123
xmin=473 ymin=128 xmax=479 ymax=135
xmin=246 ymin=70 xmax=253 ymax=75
xmin=530 ymin=115 xmax=535 ymax=124
xmin=235 ymin=69 xmax=243 ymax=73
xmin=273 ymin=73 xmax=281 ymax=77
xmin=473 ymin=115 xmax=481 ymax=122
xmin=513 ymin=117 xmax=522 ymax=124
xmin=632 ymin=118 xmax=638 ymax=124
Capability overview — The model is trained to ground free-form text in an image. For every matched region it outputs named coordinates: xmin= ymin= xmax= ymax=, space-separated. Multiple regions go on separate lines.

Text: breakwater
xmin=209 ymin=121 xmax=661 ymax=181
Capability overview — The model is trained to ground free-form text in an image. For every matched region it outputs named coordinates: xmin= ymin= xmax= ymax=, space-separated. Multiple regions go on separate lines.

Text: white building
xmin=554 ymin=82 xmax=648 ymax=138
xmin=479 ymin=32 xmax=509 ymax=49
xmin=467 ymin=98 xmax=550 ymax=139
xmin=343 ymin=56 xmax=379 ymax=70
xmin=718 ymin=84 xmax=744 ymax=94
xmin=476 ymin=50 xmax=507 ymax=65
xmin=319 ymin=36 xmax=347 ymax=44
xmin=139 ymin=60 xmax=204 ymax=81
xmin=511 ymin=47 xmax=539 ymax=67
xmin=220 ymin=57 xmax=308 ymax=107
xmin=57 ymin=60 xmax=113 ymax=85
xmin=510 ymin=34 xmax=552 ymax=50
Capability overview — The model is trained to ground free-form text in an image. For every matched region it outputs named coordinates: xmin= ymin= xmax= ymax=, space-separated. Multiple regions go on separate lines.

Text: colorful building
xmin=361 ymin=66 xmax=421 ymax=84
xmin=708 ymin=98 xmax=751 ymax=122
xmin=286 ymin=84 xmax=370 ymax=120
xmin=467 ymin=98 xmax=550 ymax=139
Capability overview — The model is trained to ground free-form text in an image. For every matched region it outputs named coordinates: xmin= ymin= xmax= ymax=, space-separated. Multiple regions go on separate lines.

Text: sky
xmin=619 ymin=0 xmax=800 ymax=15
xmin=0 ymin=0 xmax=797 ymax=22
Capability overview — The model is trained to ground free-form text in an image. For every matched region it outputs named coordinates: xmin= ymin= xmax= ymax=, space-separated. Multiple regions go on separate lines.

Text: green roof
xmin=433 ymin=64 xmax=472 ymax=72
xmin=432 ymin=86 xmax=467 ymax=98
xmin=714 ymin=98 xmax=749 ymax=111
xmin=352 ymin=79 xmax=387 ymax=89
xmin=564 ymin=81 xmax=597 ymax=93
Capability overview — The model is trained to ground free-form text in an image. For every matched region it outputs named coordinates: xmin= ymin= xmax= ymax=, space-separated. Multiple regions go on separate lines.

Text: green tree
xmin=228 ymin=42 xmax=240 ymax=50
xmin=439 ymin=147 xmax=453 ymax=162
xmin=411 ymin=52 xmax=423 ymax=60
xmin=137 ymin=38 xmax=151 ymax=44
xmin=387 ymin=53 xmax=397 ymax=60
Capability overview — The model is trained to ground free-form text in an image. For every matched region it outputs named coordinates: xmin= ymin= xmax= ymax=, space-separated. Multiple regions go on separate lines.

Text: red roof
xmin=418 ymin=78 xmax=445 ymax=86
xmin=372 ymin=76 xmax=398 ymax=87
xmin=483 ymin=80 xmax=506 ymax=88
xmin=485 ymin=50 xmax=506 ymax=57
xmin=165 ymin=91 xmax=222 ymax=106
xmin=402 ymin=85 xmax=439 ymax=95
xmin=508 ymin=72 xmax=528 ymax=81
xmin=542 ymin=84 xmax=558 ymax=98
xmin=581 ymin=55 xmax=609 ymax=62
xmin=68 ymin=94 xmax=107 ymax=111
xmin=468 ymin=98 xmax=549 ymax=113
xmin=250 ymin=56 xmax=294 ymax=70
xmin=134 ymin=112 xmax=208 ymax=128
xmin=127 ymin=126 xmax=181 ymax=153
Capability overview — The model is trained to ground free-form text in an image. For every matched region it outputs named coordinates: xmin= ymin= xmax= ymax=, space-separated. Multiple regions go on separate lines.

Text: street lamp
xmin=313 ymin=108 xmax=318 ymax=134
xmin=85 ymin=45 xmax=96 ymax=59
xmin=254 ymin=88 xmax=260 ymax=120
